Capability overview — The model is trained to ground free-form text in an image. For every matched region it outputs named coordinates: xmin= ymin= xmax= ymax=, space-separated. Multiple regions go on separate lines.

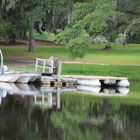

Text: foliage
xmin=56 ymin=25 xmax=87 ymax=43
xmin=117 ymin=0 xmax=140 ymax=43
xmin=56 ymin=24 xmax=90 ymax=59
xmin=1 ymin=0 xmax=140 ymax=54
xmin=34 ymin=31 xmax=55 ymax=41
xmin=117 ymin=0 xmax=140 ymax=16
xmin=25 ymin=6 xmax=45 ymax=24
xmin=115 ymin=33 xmax=127 ymax=45
xmin=67 ymin=33 xmax=89 ymax=59
xmin=82 ymin=0 xmax=116 ymax=34
xmin=0 ymin=16 xmax=16 ymax=43
xmin=0 ymin=0 xmax=20 ymax=11
xmin=93 ymin=36 xmax=108 ymax=44
xmin=71 ymin=2 xmax=95 ymax=23
xmin=71 ymin=0 xmax=127 ymax=37
xmin=56 ymin=0 xmax=128 ymax=58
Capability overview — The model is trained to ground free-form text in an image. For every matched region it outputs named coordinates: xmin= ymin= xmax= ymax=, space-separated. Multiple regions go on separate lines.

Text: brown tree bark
xmin=28 ymin=22 xmax=35 ymax=52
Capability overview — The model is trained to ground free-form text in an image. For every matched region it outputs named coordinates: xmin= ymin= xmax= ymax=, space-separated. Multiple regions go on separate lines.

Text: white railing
xmin=35 ymin=57 xmax=55 ymax=73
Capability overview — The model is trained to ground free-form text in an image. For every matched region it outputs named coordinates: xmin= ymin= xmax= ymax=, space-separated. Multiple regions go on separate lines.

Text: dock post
xmin=57 ymin=62 xmax=62 ymax=82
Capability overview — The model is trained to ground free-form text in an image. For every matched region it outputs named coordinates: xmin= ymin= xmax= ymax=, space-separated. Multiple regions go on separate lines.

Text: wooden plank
xmin=62 ymin=75 xmax=128 ymax=80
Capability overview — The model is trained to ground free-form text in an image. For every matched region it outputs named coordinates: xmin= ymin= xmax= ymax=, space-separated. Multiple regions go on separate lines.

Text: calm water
xmin=0 ymin=82 xmax=140 ymax=140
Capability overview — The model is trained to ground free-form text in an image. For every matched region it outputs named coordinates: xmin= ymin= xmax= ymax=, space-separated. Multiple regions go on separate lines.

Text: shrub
xmin=115 ymin=33 xmax=127 ymax=45
xmin=93 ymin=36 xmax=108 ymax=44
xmin=0 ymin=16 xmax=16 ymax=43
xmin=67 ymin=33 xmax=89 ymax=60
xmin=34 ymin=31 xmax=55 ymax=41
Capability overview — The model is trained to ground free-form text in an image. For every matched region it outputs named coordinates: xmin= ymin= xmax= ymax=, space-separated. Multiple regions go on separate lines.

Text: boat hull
xmin=0 ymin=72 xmax=41 ymax=83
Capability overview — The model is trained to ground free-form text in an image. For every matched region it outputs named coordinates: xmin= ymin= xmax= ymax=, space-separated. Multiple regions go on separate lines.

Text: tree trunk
xmin=28 ymin=22 xmax=35 ymax=52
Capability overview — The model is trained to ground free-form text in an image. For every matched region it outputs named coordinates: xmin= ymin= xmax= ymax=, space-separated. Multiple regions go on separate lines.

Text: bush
xmin=115 ymin=33 xmax=127 ymax=45
xmin=0 ymin=16 xmax=16 ymax=43
xmin=93 ymin=36 xmax=108 ymax=44
xmin=34 ymin=31 xmax=55 ymax=41
xmin=67 ymin=34 xmax=89 ymax=60
xmin=56 ymin=24 xmax=90 ymax=59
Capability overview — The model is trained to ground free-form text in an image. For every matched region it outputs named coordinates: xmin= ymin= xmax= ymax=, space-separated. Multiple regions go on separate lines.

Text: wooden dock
xmin=41 ymin=75 xmax=129 ymax=87
xmin=62 ymin=75 xmax=128 ymax=81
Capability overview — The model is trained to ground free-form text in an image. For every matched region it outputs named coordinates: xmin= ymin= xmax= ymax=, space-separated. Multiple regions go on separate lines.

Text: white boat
xmin=0 ymin=49 xmax=41 ymax=83
xmin=0 ymin=72 xmax=41 ymax=83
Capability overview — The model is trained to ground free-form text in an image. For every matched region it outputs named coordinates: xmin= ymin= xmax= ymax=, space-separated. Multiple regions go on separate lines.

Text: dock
xmin=0 ymin=53 xmax=130 ymax=87
xmin=34 ymin=58 xmax=130 ymax=87
xmin=41 ymin=74 xmax=129 ymax=87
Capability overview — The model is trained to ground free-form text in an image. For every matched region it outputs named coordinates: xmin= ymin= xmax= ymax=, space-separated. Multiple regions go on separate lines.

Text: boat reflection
xmin=0 ymin=83 xmax=129 ymax=108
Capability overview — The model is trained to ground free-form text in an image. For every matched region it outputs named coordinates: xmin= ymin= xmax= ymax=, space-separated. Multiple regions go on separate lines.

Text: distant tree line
xmin=0 ymin=0 xmax=140 ymax=58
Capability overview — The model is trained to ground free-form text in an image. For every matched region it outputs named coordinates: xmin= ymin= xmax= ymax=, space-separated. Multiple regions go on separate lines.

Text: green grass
xmin=10 ymin=63 xmax=140 ymax=80
xmin=1 ymin=43 xmax=140 ymax=79
xmin=62 ymin=64 xmax=140 ymax=80
xmin=0 ymin=44 xmax=140 ymax=65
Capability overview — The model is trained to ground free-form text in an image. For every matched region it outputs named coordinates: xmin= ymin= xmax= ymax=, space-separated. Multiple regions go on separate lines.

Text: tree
xmin=24 ymin=1 xmax=46 ymax=52
xmin=0 ymin=0 xmax=74 ymax=52
xmin=117 ymin=0 xmax=140 ymax=43
xmin=0 ymin=0 xmax=18 ymax=44
xmin=56 ymin=0 xmax=127 ymax=59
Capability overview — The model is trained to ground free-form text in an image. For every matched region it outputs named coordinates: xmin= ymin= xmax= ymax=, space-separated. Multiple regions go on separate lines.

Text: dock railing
xmin=35 ymin=58 xmax=55 ymax=73
xmin=35 ymin=56 xmax=60 ymax=75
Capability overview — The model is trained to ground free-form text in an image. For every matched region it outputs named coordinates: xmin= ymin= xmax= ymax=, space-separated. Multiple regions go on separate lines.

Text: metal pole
xmin=57 ymin=62 xmax=62 ymax=82
xmin=0 ymin=49 xmax=3 ymax=74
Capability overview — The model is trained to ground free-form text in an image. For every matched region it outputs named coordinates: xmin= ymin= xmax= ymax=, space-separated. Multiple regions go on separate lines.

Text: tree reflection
xmin=0 ymin=95 xmax=42 ymax=140
xmin=0 ymin=93 xmax=140 ymax=140
xmin=51 ymin=95 xmax=140 ymax=140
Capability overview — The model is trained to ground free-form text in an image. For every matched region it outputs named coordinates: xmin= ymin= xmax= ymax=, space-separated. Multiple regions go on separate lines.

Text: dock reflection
xmin=0 ymin=83 xmax=129 ymax=108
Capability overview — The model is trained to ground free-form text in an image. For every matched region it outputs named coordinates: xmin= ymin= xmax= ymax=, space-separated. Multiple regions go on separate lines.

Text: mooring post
xmin=57 ymin=62 xmax=62 ymax=82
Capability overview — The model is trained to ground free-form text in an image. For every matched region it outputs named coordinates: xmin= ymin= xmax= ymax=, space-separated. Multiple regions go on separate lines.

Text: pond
xmin=0 ymin=82 xmax=139 ymax=140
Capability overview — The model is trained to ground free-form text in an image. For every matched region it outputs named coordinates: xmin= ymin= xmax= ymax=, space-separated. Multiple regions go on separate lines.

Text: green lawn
xmin=62 ymin=64 xmax=140 ymax=80
xmin=0 ymin=44 xmax=140 ymax=65
xmin=10 ymin=63 xmax=140 ymax=80
xmin=1 ymin=43 xmax=139 ymax=79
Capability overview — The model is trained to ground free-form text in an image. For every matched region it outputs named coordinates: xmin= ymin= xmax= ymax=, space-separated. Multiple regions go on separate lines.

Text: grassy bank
xmin=10 ymin=63 xmax=140 ymax=80
xmin=62 ymin=64 xmax=140 ymax=80
xmin=0 ymin=44 xmax=140 ymax=65
xmin=1 ymin=43 xmax=140 ymax=79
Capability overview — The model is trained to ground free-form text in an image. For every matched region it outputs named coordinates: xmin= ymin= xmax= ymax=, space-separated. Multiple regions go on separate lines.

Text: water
xmin=0 ymin=82 xmax=139 ymax=140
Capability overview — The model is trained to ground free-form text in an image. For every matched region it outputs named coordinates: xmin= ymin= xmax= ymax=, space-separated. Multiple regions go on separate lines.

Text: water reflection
xmin=0 ymin=82 xmax=139 ymax=140
xmin=0 ymin=83 xmax=129 ymax=108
